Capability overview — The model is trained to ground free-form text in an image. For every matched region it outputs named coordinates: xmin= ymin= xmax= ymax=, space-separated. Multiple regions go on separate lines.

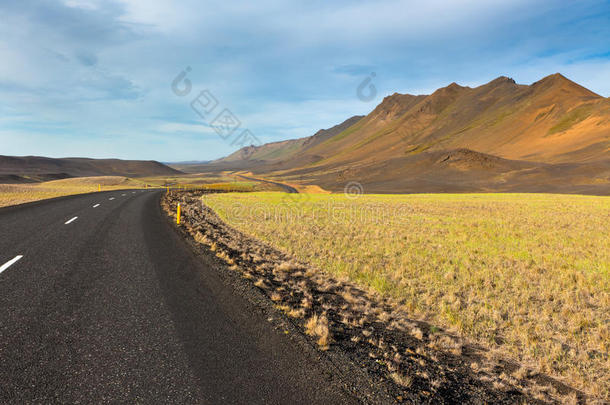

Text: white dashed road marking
xmin=93 ymin=204 xmax=100 ymax=208
xmin=65 ymin=216 xmax=78 ymax=225
xmin=109 ymin=197 xmax=115 ymax=201
xmin=0 ymin=255 xmax=23 ymax=275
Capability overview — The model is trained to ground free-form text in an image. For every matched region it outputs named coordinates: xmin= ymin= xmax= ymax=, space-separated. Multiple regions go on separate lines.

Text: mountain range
xmin=181 ymin=73 xmax=610 ymax=195
xmin=0 ymin=156 xmax=181 ymax=183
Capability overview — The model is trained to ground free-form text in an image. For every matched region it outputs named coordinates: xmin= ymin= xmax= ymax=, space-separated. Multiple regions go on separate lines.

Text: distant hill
xmin=179 ymin=115 xmax=365 ymax=173
xmin=188 ymin=73 xmax=610 ymax=195
xmin=218 ymin=115 xmax=365 ymax=165
xmin=0 ymin=156 xmax=182 ymax=183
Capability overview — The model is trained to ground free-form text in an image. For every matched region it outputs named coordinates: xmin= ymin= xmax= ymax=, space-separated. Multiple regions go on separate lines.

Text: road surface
xmin=0 ymin=190 xmax=356 ymax=403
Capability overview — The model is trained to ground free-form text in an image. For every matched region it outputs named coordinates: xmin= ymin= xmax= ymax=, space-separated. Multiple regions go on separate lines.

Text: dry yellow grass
xmin=305 ymin=313 xmax=331 ymax=350
xmin=205 ymin=192 xmax=610 ymax=399
xmin=142 ymin=172 xmax=283 ymax=193
xmin=0 ymin=176 xmax=148 ymax=207
xmin=0 ymin=174 xmax=269 ymax=208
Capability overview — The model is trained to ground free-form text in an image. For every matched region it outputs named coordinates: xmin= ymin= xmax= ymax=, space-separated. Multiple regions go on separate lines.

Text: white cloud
xmin=62 ymin=0 xmax=102 ymax=10
xmin=155 ymin=122 xmax=215 ymax=134
xmin=0 ymin=0 xmax=608 ymax=161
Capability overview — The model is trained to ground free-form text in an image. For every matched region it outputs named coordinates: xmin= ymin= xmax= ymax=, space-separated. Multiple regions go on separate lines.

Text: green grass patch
xmin=547 ymin=105 xmax=594 ymax=135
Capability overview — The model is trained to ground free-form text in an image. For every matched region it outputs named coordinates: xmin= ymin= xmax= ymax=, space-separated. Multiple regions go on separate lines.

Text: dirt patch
xmin=163 ymin=191 xmax=590 ymax=404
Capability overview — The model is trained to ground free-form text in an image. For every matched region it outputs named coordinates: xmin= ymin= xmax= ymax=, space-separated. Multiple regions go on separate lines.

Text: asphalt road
xmin=0 ymin=190 xmax=355 ymax=404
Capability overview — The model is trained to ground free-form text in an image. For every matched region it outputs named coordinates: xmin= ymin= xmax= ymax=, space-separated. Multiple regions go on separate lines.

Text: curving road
xmin=0 ymin=190 xmax=355 ymax=404
xmin=237 ymin=175 xmax=298 ymax=193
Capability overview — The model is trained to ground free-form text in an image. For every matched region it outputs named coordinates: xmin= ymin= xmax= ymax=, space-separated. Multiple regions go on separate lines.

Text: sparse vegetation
xmin=0 ymin=173 xmax=281 ymax=208
xmin=305 ymin=313 xmax=331 ymax=350
xmin=0 ymin=176 xmax=148 ymax=207
xmin=547 ymin=104 xmax=594 ymax=135
xmin=205 ymin=191 xmax=610 ymax=399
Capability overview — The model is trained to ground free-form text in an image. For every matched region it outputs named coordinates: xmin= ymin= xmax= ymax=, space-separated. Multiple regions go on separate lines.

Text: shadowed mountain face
xmin=0 ymin=156 xmax=182 ymax=183
xmin=184 ymin=73 xmax=610 ymax=195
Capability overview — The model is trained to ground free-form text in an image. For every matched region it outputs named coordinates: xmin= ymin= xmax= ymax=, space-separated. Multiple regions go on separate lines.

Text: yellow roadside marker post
xmin=176 ymin=204 xmax=181 ymax=224
xmin=98 ymin=184 xmax=101 ymax=192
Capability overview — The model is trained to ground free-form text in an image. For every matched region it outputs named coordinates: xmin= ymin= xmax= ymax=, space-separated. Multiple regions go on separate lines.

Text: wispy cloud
xmin=0 ymin=0 xmax=608 ymax=161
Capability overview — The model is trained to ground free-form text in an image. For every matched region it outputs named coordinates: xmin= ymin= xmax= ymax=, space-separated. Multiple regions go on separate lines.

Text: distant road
xmin=0 ymin=190 xmax=354 ymax=403
xmin=237 ymin=174 xmax=298 ymax=193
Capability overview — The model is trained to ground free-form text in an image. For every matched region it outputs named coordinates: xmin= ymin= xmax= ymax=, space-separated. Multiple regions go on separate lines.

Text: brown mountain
xmin=0 ymin=156 xmax=182 ymax=183
xmin=181 ymin=73 xmax=610 ymax=195
xmin=210 ymin=115 xmax=365 ymax=169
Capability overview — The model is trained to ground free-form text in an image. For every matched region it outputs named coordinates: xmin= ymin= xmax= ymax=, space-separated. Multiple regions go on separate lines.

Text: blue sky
xmin=1 ymin=0 xmax=609 ymax=161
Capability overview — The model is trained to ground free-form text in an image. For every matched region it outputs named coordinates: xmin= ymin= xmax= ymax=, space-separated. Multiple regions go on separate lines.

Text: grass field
xmin=140 ymin=172 xmax=239 ymax=186
xmin=0 ymin=174 xmax=275 ymax=208
xmin=0 ymin=176 xmax=152 ymax=208
xmin=204 ymin=192 xmax=610 ymax=399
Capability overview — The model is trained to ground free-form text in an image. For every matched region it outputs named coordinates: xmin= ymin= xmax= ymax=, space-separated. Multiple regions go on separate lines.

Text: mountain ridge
xmin=179 ymin=73 xmax=610 ymax=194
xmin=0 ymin=155 xmax=182 ymax=183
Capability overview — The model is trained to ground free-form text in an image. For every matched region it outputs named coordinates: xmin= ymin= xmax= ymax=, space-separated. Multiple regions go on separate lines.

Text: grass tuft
xmin=305 ymin=314 xmax=332 ymax=350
